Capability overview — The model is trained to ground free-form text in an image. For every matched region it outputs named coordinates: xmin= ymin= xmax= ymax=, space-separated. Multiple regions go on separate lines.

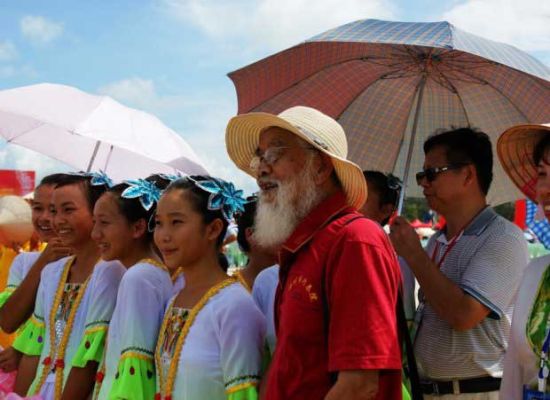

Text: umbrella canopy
xmin=0 ymin=83 xmax=208 ymax=181
xmin=229 ymin=19 xmax=550 ymax=207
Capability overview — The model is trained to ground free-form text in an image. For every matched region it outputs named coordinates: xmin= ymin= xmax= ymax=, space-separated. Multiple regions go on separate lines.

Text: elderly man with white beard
xmin=225 ymin=106 xmax=402 ymax=400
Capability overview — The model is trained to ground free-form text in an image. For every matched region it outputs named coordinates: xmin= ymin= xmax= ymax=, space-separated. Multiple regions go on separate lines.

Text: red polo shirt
xmin=265 ymin=191 xmax=402 ymax=400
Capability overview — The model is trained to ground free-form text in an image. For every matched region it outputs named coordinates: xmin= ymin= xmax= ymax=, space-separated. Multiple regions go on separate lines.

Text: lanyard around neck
xmin=431 ymin=230 xmax=464 ymax=269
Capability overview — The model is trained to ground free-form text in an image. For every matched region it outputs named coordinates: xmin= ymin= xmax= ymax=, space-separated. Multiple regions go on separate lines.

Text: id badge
xmin=524 ymin=385 xmax=550 ymax=399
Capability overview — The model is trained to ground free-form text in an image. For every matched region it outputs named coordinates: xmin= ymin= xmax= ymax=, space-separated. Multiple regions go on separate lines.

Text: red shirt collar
xmin=281 ymin=190 xmax=353 ymax=254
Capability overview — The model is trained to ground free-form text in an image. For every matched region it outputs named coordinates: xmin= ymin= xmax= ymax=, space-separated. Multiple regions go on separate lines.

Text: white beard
xmin=253 ymin=160 xmax=324 ymax=249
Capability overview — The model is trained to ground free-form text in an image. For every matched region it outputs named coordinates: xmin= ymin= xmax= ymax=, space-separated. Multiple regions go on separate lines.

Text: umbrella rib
xmin=456 ymin=68 xmax=532 ymax=123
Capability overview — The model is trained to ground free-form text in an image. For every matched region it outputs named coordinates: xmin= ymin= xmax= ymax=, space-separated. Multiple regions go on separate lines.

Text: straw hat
xmin=225 ymin=106 xmax=367 ymax=209
xmin=497 ymin=123 xmax=550 ymax=202
xmin=0 ymin=195 xmax=33 ymax=247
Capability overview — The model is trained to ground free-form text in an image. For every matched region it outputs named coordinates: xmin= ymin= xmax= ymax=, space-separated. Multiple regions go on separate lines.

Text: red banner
xmin=0 ymin=170 xmax=35 ymax=196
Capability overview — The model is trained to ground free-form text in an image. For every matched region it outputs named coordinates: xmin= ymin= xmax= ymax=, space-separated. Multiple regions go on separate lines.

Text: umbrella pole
xmin=397 ymin=74 xmax=427 ymax=215
xmin=86 ymin=141 xmax=101 ymax=172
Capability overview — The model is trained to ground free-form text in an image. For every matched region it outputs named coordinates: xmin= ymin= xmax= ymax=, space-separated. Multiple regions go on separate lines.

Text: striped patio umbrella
xmin=228 ymin=19 xmax=550 ymax=209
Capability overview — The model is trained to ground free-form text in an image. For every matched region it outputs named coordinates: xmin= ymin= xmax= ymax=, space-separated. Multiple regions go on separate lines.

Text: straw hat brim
xmin=226 ymin=112 xmax=367 ymax=210
xmin=497 ymin=123 xmax=550 ymax=202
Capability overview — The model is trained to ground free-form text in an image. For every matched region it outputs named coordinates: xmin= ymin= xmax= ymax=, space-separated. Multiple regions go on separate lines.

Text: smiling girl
xmin=15 ymin=173 xmax=125 ymax=400
xmin=0 ymin=174 xmax=71 ymax=393
xmin=92 ymin=177 xmax=173 ymax=400
xmin=153 ymin=176 xmax=265 ymax=400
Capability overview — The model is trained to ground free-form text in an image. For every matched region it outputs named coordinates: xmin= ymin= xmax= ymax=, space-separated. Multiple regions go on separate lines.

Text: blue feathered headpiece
xmin=121 ymin=179 xmax=162 ymax=211
xmin=69 ymin=171 xmax=113 ymax=188
xmin=189 ymin=177 xmax=246 ymax=221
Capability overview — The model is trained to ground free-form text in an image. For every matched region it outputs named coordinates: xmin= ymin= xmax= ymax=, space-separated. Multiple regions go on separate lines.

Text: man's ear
xmin=463 ymin=164 xmax=477 ymax=188
xmin=313 ymin=152 xmax=335 ymax=185
xmin=132 ymin=219 xmax=147 ymax=239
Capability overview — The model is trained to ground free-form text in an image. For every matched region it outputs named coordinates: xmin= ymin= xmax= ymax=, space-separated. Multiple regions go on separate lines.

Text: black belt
xmin=421 ymin=376 xmax=501 ymax=395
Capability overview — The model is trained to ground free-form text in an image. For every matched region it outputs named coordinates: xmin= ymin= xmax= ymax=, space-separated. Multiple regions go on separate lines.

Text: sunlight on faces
xmin=254 ymin=154 xmax=323 ymax=249
xmin=153 ymin=189 xmax=222 ymax=272
xmin=31 ymin=184 xmax=57 ymax=242
xmin=92 ymin=193 xmax=137 ymax=264
xmin=51 ymin=184 xmax=95 ymax=248
xmin=421 ymin=146 xmax=467 ymax=215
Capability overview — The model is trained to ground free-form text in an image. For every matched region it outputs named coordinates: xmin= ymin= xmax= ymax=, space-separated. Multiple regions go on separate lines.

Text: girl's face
xmin=51 ymin=183 xmax=94 ymax=248
xmin=154 ymin=189 xmax=221 ymax=271
xmin=31 ymin=184 xmax=57 ymax=242
xmin=536 ymin=146 xmax=550 ymax=220
xmin=92 ymin=193 xmax=139 ymax=264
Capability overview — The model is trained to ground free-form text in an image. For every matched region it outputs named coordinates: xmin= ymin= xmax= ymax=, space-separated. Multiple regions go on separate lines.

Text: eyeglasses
xmin=249 ymin=146 xmax=317 ymax=172
xmin=415 ymin=164 xmax=468 ymax=185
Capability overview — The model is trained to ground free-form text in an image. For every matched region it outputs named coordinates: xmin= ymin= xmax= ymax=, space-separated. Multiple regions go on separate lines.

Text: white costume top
xmin=6 ymin=251 xmax=41 ymax=288
xmin=252 ymin=265 xmax=279 ymax=355
xmin=156 ymin=282 xmax=266 ymax=400
xmin=500 ymin=254 xmax=550 ymax=399
xmin=29 ymin=257 xmax=125 ymax=400
xmin=97 ymin=260 xmax=173 ymax=399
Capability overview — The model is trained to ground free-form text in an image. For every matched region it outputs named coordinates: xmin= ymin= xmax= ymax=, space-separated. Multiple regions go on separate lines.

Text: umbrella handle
xmin=397 ymin=74 xmax=427 ymax=216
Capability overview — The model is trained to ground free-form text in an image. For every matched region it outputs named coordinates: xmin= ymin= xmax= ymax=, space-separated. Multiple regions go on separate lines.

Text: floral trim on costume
xmin=109 ymin=349 xmax=156 ymax=400
xmin=12 ymin=314 xmax=45 ymax=356
xmin=155 ymin=278 xmax=237 ymax=400
xmin=72 ymin=323 xmax=108 ymax=367
xmin=29 ymin=257 xmax=92 ymax=399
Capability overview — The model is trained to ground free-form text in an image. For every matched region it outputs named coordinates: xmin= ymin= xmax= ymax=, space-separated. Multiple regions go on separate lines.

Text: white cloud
xmin=442 ymin=0 xmax=550 ymax=52
xmin=0 ymin=143 xmax=71 ymax=183
xmin=20 ymin=15 xmax=64 ymax=45
xmin=162 ymin=0 xmax=396 ymax=51
xmin=97 ymin=77 xmax=189 ymax=115
xmin=0 ymin=41 xmax=17 ymax=61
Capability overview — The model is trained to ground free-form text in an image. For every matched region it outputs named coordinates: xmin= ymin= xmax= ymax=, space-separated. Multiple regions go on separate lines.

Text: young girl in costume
xmin=498 ymin=124 xmax=550 ymax=399
xmin=92 ymin=177 xmax=173 ymax=400
xmin=0 ymin=174 xmax=71 ymax=394
xmin=14 ymin=172 xmax=125 ymax=400
xmin=153 ymin=176 xmax=266 ymax=400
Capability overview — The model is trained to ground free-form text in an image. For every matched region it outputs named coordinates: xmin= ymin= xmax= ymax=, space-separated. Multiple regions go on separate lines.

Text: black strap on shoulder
xmin=397 ymin=290 xmax=423 ymax=400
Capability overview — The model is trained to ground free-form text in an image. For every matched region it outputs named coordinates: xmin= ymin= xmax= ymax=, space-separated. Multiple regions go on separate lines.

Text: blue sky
xmin=0 ymin=0 xmax=548 ymax=194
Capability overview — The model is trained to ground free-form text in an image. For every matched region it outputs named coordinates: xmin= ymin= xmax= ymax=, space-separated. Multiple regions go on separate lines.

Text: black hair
xmin=164 ymin=175 xmax=230 ymax=271
xmin=104 ymin=175 xmax=169 ymax=242
xmin=37 ymin=173 xmax=71 ymax=188
xmin=54 ymin=174 xmax=109 ymax=213
xmin=363 ymin=171 xmax=399 ymax=208
xmin=533 ymin=134 xmax=550 ymax=166
xmin=423 ymin=127 xmax=493 ymax=195
xmin=235 ymin=196 xmax=257 ymax=253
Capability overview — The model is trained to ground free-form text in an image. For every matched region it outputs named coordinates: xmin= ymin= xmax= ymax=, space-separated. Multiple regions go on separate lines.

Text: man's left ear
xmin=132 ymin=218 xmax=148 ymax=239
xmin=464 ymin=164 xmax=476 ymax=187
xmin=313 ymin=153 xmax=335 ymax=185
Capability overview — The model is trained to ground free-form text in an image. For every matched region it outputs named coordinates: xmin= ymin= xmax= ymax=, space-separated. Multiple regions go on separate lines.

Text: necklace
xmin=155 ymin=278 xmax=236 ymax=400
xmin=32 ymin=256 xmax=92 ymax=399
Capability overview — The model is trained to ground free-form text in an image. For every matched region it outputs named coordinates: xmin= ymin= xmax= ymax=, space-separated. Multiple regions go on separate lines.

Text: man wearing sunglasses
xmin=390 ymin=128 xmax=529 ymax=399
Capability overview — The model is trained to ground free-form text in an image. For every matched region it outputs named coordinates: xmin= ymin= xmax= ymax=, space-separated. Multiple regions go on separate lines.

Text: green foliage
xmin=493 ymin=202 xmax=514 ymax=221
xmin=401 ymin=197 xmax=430 ymax=221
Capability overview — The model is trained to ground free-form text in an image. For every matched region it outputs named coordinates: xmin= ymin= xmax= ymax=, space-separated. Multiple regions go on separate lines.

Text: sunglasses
xmin=415 ymin=164 xmax=468 ymax=185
